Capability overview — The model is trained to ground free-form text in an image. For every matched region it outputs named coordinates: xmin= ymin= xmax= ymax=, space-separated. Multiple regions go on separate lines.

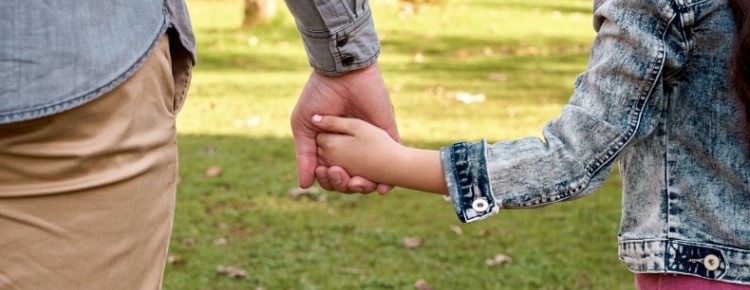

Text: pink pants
xmin=636 ymin=274 xmax=750 ymax=290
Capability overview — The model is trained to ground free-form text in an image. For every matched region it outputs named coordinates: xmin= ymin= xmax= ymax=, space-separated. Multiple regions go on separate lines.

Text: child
xmin=313 ymin=0 xmax=750 ymax=288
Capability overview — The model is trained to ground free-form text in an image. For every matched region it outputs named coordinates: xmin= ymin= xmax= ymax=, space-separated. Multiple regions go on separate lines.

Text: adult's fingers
xmin=292 ymin=130 xmax=319 ymax=189
xmin=326 ymin=166 xmax=354 ymax=193
xmin=347 ymin=176 xmax=378 ymax=194
xmin=314 ymin=166 xmax=335 ymax=192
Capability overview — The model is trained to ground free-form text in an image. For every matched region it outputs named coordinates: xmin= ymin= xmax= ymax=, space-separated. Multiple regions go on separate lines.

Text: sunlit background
xmin=166 ymin=0 xmax=631 ymax=288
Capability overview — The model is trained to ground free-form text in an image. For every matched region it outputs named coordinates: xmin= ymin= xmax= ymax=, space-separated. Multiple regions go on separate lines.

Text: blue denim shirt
xmin=0 ymin=0 xmax=195 ymax=124
xmin=283 ymin=0 xmax=380 ymax=75
xmin=442 ymin=0 xmax=750 ymax=284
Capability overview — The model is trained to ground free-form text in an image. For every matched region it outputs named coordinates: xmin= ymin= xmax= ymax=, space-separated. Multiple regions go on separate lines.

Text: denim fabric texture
xmin=0 ymin=0 xmax=195 ymax=124
xmin=283 ymin=0 xmax=380 ymax=75
xmin=441 ymin=0 xmax=750 ymax=284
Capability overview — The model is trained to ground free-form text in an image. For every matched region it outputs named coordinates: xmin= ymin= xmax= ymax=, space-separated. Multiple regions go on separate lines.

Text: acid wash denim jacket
xmin=289 ymin=0 xmax=749 ymax=283
xmin=0 ymin=0 xmax=195 ymax=124
xmin=440 ymin=0 xmax=750 ymax=285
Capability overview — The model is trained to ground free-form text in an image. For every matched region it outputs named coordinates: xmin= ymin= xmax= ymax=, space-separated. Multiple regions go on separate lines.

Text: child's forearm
xmin=381 ymin=148 xmax=449 ymax=195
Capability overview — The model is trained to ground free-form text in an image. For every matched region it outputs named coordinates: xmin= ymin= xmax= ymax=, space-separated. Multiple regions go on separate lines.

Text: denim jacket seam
xmin=588 ymin=11 xmax=674 ymax=175
xmin=619 ymin=238 xmax=750 ymax=281
xmin=444 ymin=141 xmax=500 ymax=223
xmin=664 ymin=0 xmax=694 ymax=81
xmin=520 ymin=7 xmax=678 ymax=208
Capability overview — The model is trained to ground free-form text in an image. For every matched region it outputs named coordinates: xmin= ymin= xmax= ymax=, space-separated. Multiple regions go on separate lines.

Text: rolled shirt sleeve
xmin=284 ymin=0 xmax=380 ymax=75
xmin=441 ymin=0 xmax=674 ymax=223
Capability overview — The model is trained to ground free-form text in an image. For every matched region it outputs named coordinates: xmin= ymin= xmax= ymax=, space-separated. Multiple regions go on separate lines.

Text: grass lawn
xmin=165 ymin=0 xmax=635 ymax=289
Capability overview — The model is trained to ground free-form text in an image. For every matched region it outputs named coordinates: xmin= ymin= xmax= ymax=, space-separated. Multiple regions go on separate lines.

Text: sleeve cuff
xmin=441 ymin=139 xmax=501 ymax=223
xmin=296 ymin=9 xmax=380 ymax=75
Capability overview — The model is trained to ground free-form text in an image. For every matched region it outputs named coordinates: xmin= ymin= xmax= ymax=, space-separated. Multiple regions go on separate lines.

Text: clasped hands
xmin=290 ymin=62 xmax=400 ymax=194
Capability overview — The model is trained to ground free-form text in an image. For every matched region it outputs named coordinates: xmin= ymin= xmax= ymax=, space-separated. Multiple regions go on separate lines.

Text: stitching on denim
xmin=514 ymin=5 xmax=679 ymax=207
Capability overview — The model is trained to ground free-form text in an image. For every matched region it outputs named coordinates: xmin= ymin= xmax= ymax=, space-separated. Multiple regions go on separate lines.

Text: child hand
xmin=313 ymin=115 xmax=405 ymax=184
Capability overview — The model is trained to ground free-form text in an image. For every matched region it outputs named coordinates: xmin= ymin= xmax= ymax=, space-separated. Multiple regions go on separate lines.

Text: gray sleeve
xmin=283 ymin=0 xmax=380 ymax=75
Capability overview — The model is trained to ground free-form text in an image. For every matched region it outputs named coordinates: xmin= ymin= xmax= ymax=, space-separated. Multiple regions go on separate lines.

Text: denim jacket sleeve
xmin=441 ymin=0 xmax=679 ymax=223
xmin=283 ymin=0 xmax=380 ymax=75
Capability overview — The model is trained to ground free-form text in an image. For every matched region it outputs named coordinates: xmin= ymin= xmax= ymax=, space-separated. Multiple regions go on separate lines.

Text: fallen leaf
xmin=456 ymin=49 xmax=469 ymax=59
xmin=179 ymin=237 xmax=196 ymax=246
xmin=214 ymin=237 xmax=228 ymax=246
xmin=414 ymin=52 xmax=424 ymax=63
xmin=233 ymin=116 xmax=261 ymax=128
xmin=450 ymin=226 xmax=463 ymax=235
xmin=477 ymin=229 xmax=492 ymax=237
xmin=415 ymin=279 xmax=433 ymax=290
xmin=288 ymin=186 xmax=320 ymax=199
xmin=489 ymin=73 xmax=508 ymax=82
xmin=427 ymin=86 xmax=444 ymax=95
xmin=399 ymin=3 xmax=415 ymax=18
xmin=455 ymin=92 xmax=486 ymax=104
xmin=485 ymin=254 xmax=513 ymax=266
xmin=167 ymin=255 xmax=185 ymax=264
xmin=403 ymin=237 xmax=422 ymax=249
xmin=205 ymin=165 xmax=222 ymax=177
xmin=248 ymin=36 xmax=259 ymax=46
xmin=338 ymin=268 xmax=364 ymax=275
xmin=217 ymin=265 xmax=247 ymax=279
xmin=483 ymin=46 xmax=493 ymax=56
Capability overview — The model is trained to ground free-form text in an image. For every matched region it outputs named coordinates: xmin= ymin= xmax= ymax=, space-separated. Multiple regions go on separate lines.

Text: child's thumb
xmin=311 ymin=115 xmax=357 ymax=134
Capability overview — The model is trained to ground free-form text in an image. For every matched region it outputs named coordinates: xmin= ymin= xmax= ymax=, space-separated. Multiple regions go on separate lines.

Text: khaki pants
xmin=0 ymin=34 xmax=189 ymax=289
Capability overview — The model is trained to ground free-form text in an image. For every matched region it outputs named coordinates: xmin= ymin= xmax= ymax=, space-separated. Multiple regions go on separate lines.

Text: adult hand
xmin=290 ymin=61 xmax=400 ymax=194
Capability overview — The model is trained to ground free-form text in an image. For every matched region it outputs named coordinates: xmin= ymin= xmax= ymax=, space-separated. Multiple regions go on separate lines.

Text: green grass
xmin=165 ymin=0 xmax=634 ymax=289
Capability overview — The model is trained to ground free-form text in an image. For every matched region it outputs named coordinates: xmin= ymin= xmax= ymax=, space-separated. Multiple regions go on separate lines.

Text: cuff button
xmin=337 ymin=36 xmax=348 ymax=47
xmin=704 ymin=254 xmax=721 ymax=271
xmin=472 ymin=199 xmax=489 ymax=213
xmin=341 ymin=54 xmax=355 ymax=66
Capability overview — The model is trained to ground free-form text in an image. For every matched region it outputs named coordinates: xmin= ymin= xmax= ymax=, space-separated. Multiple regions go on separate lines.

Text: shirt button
xmin=472 ymin=199 xmax=489 ymax=213
xmin=704 ymin=254 xmax=720 ymax=271
xmin=341 ymin=54 xmax=355 ymax=66
xmin=336 ymin=36 xmax=348 ymax=47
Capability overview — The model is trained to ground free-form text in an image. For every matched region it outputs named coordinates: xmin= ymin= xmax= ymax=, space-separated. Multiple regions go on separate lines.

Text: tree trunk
xmin=243 ymin=0 xmax=276 ymax=27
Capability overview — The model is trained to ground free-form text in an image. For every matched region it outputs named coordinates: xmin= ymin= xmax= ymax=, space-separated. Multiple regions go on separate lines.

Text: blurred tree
xmin=243 ymin=0 xmax=276 ymax=27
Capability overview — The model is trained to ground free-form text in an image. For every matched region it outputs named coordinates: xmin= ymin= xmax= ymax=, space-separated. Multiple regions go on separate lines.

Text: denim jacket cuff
xmin=296 ymin=9 xmax=380 ymax=76
xmin=441 ymin=139 xmax=500 ymax=223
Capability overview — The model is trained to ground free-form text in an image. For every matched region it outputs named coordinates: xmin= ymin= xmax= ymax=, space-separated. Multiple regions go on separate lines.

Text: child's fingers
xmin=315 ymin=132 xmax=335 ymax=149
xmin=311 ymin=115 xmax=361 ymax=135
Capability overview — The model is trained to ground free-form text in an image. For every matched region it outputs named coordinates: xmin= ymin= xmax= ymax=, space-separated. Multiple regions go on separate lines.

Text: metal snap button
xmin=472 ymin=199 xmax=489 ymax=213
xmin=704 ymin=254 xmax=720 ymax=271
xmin=336 ymin=36 xmax=348 ymax=47
xmin=341 ymin=54 xmax=355 ymax=66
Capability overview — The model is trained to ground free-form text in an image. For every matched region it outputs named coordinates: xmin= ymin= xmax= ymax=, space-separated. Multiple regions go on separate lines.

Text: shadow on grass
xmin=471 ymin=0 xmax=593 ymax=14
xmin=166 ymin=133 xmax=631 ymax=290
